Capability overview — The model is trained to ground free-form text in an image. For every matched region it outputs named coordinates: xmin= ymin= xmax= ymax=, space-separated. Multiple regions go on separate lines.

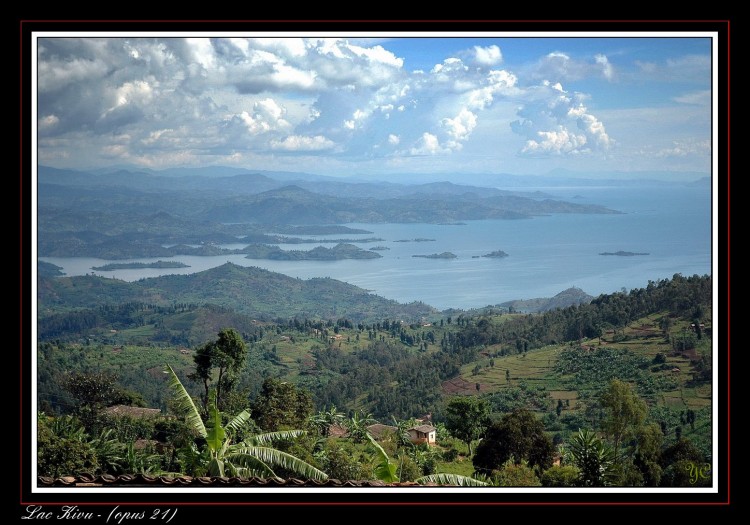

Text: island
xmin=394 ymin=238 xmax=436 ymax=243
xmin=91 ymin=260 xmax=190 ymax=271
xmin=412 ymin=252 xmax=457 ymax=259
xmin=245 ymin=243 xmax=381 ymax=261
xmin=481 ymin=250 xmax=509 ymax=258
xmin=599 ymin=251 xmax=650 ymax=256
xmin=438 ymin=222 xmax=467 ymax=226
xmin=369 ymin=246 xmax=391 ymax=251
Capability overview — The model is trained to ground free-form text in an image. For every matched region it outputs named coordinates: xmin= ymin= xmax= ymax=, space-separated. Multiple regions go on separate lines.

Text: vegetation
xmin=36 ymin=273 xmax=713 ymax=487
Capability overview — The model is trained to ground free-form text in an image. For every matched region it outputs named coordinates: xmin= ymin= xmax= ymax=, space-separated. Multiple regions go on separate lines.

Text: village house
xmin=407 ymin=424 xmax=436 ymax=445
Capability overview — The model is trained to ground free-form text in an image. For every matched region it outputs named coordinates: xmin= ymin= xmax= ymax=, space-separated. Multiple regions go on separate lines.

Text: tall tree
xmin=444 ymin=396 xmax=491 ymax=456
xmin=599 ymin=379 xmax=647 ymax=453
xmin=189 ymin=329 xmax=247 ymax=412
xmin=251 ymin=378 xmax=313 ymax=432
xmin=473 ymin=409 xmax=554 ymax=475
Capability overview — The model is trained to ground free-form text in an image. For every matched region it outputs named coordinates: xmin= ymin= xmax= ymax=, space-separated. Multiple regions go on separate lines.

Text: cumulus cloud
xmin=43 ymin=37 xmax=711 ymax=171
xmin=236 ymin=98 xmax=291 ymax=134
xmin=511 ymin=81 xmax=612 ymax=156
xmin=270 ymin=134 xmax=335 ymax=151
xmin=409 ymin=132 xmax=451 ymax=155
xmin=441 ymin=108 xmax=478 ymax=141
xmin=473 ymin=45 xmax=503 ymax=66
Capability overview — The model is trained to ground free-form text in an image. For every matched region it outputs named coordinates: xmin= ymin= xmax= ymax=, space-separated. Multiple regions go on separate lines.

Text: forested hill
xmin=37 ymin=262 xmax=437 ymax=323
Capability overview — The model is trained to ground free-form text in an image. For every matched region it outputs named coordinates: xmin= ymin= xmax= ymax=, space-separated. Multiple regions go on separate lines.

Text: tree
xmin=165 ymin=365 xmax=326 ymax=480
xmin=189 ymin=329 xmax=247 ymax=412
xmin=309 ymin=405 xmax=345 ymax=438
xmin=599 ymin=379 xmax=646 ymax=453
xmin=444 ymin=396 xmax=491 ymax=456
xmin=541 ymin=465 xmax=581 ymax=487
xmin=566 ymin=428 xmax=616 ymax=487
xmin=633 ymin=423 xmax=664 ymax=486
xmin=251 ymin=378 xmax=313 ymax=432
xmin=472 ymin=409 xmax=554 ymax=474
xmin=345 ymin=410 xmax=376 ymax=443
xmin=493 ymin=458 xmax=541 ymax=487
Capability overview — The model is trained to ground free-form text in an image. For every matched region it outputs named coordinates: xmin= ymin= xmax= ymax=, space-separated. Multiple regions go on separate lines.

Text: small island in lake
xmin=246 ymin=243 xmax=381 ymax=261
xmin=599 ymin=251 xmax=650 ymax=257
xmin=481 ymin=250 xmax=509 ymax=258
xmin=394 ymin=238 xmax=436 ymax=243
xmin=413 ymin=252 xmax=457 ymax=259
xmin=369 ymin=246 xmax=391 ymax=251
xmin=91 ymin=260 xmax=190 ymax=271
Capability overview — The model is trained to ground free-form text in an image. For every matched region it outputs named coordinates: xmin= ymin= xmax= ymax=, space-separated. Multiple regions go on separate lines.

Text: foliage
xmin=313 ymin=440 xmax=366 ymax=481
xmin=189 ymin=328 xmax=247 ymax=412
xmin=556 ymin=347 xmax=678 ymax=399
xmin=345 ymin=411 xmax=377 ymax=444
xmin=309 ymin=405 xmax=345 ymax=437
xmin=444 ymin=396 xmax=491 ymax=456
xmin=164 ymin=365 xmax=326 ymax=480
xmin=599 ymin=379 xmax=647 ymax=453
xmin=492 ymin=458 xmax=541 ymax=487
xmin=473 ymin=410 xmax=554 ymax=474
xmin=367 ymin=433 xmax=399 ymax=483
xmin=415 ymin=473 xmax=488 ymax=487
xmin=37 ymin=415 xmax=99 ymax=478
xmin=566 ymin=429 xmax=616 ymax=487
xmin=632 ymin=423 xmax=664 ymax=486
xmin=541 ymin=465 xmax=581 ymax=487
xmin=251 ymin=378 xmax=314 ymax=432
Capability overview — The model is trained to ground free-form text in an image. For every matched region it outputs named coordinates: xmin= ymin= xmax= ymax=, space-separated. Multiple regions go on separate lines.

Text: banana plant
xmin=367 ymin=433 xmax=399 ymax=483
xmin=164 ymin=364 xmax=327 ymax=480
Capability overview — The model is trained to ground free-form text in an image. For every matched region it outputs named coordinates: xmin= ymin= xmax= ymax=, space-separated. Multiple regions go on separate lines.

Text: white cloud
xmin=388 ymin=134 xmax=400 ymax=145
xmin=511 ymin=82 xmax=612 ymax=156
xmin=473 ymin=45 xmax=503 ymax=66
xmin=595 ymin=54 xmax=614 ymax=80
xmin=270 ymin=134 xmax=335 ymax=151
xmin=673 ymin=90 xmax=711 ymax=105
xmin=409 ymin=132 xmax=451 ymax=155
xmin=441 ymin=108 xmax=478 ymax=141
xmin=236 ymin=98 xmax=291 ymax=135
xmin=522 ymin=128 xmax=588 ymax=155
xmin=655 ymin=139 xmax=710 ymax=158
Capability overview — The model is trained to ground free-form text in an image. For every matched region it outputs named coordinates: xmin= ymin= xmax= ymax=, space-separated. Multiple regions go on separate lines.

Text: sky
xmin=36 ymin=35 xmax=713 ymax=178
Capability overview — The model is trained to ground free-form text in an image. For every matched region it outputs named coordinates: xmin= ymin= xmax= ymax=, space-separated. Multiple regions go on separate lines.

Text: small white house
xmin=407 ymin=425 xmax=436 ymax=445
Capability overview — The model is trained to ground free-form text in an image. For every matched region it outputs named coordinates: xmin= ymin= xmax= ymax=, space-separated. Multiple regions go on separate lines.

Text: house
xmin=407 ymin=424 xmax=436 ymax=445
xmin=366 ymin=423 xmax=397 ymax=440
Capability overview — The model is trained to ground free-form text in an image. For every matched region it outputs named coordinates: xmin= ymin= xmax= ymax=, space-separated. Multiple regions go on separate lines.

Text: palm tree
xmin=164 ymin=364 xmax=327 ymax=480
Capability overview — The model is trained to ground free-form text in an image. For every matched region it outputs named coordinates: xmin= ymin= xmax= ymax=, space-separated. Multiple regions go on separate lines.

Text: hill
xmin=500 ymin=287 xmax=594 ymax=313
xmin=38 ymin=262 xmax=437 ymax=323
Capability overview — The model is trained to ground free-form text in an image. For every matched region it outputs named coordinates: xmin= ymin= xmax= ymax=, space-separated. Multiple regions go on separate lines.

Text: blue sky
xmin=36 ymin=36 xmax=712 ymax=178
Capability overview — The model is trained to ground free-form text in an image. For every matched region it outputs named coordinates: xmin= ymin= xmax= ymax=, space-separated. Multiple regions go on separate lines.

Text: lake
xmin=39 ymin=184 xmax=713 ymax=311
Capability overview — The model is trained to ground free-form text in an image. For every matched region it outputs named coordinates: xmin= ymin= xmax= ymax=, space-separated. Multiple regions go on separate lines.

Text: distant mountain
xmin=38 ymin=263 xmax=437 ymax=323
xmin=499 ymin=287 xmax=594 ymax=313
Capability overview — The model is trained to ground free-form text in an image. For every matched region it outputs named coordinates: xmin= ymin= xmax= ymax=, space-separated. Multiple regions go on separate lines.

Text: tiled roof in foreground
xmin=38 ymin=474 xmax=439 ymax=488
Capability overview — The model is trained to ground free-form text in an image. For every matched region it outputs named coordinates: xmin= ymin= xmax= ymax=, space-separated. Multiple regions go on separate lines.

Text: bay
xmin=39 ymin=184 xmax=712 ymax=311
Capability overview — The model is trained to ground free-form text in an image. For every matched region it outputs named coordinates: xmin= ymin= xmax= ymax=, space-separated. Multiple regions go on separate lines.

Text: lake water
xmin=39 ymin=185 xmax=713 ymax=311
